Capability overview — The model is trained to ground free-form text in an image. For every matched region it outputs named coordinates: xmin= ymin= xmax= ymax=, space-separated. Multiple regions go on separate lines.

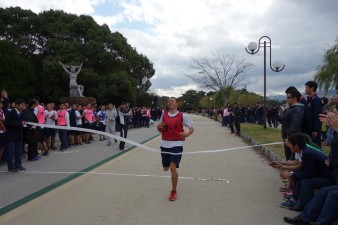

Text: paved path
xmin=0 ymin=124 xmax=160 ymax=208
xmin=0 ymin=114 xmax=295 ymax=225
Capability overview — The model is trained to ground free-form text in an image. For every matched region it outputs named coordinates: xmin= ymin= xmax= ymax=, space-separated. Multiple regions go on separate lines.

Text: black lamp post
xmin=245 ymin=36 xmax=285 ymax=128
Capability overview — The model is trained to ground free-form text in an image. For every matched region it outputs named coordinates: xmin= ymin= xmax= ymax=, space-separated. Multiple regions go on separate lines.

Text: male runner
xmin=157 ymin=97 xmax=194 ymax=201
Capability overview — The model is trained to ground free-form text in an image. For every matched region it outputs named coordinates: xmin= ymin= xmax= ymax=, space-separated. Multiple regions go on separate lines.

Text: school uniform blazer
xmin=5 ymin=109 xmax=23 ymax=142
xmin=304 ymin=95 xmax=322 ymax=133
xmin=293 ymin=146 xmax=335 ymax=183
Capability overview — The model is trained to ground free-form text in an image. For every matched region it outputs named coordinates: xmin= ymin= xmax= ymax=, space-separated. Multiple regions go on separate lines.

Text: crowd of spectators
xmin=0 ymin=89 xmax=164 ymax=172
xmin=195 ymin=80 xmax=338 ymax=224
xmin=267 ymin=81 xmax=338 ymax=225
xmin=197 ymin=102 xmax=281 ymax=129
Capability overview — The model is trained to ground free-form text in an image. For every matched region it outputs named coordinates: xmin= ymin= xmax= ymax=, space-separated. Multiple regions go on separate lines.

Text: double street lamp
xmin=245 ymin=36 xmax=285 ymax=128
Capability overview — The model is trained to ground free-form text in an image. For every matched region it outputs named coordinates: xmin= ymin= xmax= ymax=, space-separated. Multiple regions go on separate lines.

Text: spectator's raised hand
xmin=327 ymin=112 xmax=338 ymax=132
xmin=1 ymin=89 xmax=7 ymax=98
xmin=325 ymin=158 xmax=330 ymax=167
xmin=319 ymin=113 xmax=329 ymax=126
xmin=331 ymin=95 xmax=338 ymax=104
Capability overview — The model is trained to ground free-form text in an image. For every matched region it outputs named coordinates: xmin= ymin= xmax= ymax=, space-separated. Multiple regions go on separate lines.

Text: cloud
xmin=152 ymin=84 xmax=199 ymax=98
xmin=93 ymin=14 xmax=124 ymax=27
xmin=2 ymin=0 xmax=338 ymax=98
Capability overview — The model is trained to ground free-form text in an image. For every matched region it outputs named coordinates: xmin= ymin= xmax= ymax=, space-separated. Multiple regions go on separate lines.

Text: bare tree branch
xmin=186 ymin=51 xmax=254 ymax=104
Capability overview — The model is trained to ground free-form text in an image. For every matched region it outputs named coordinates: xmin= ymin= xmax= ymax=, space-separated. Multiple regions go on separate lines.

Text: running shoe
xmin=32 ymin=156 xmax=40 ymax=161
xmin=169 ymin=191 xmax=177 ymax=201
xmin=279 ymin=199 xmax=298 ymax=209
xmin=283 ymin=195 xmax=293 ymax=201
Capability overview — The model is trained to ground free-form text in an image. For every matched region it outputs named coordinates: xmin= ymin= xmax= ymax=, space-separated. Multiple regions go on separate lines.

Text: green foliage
xmin=0 ymin=7 xmax=155 ymax=104
xmin=314 ymin=37 xmax=338 ymax=91
xmin=223 ymin=89 xmax=261 ymax=106
xmin=241 ymin=123 xmax=285 ymax=158
xmin=191 ymin=88 xmax=263 ymax=108
xmin=180 ymin=89 xmax=206 ymax=110
xmin=0 ymin=41 xmax=37 ymax=99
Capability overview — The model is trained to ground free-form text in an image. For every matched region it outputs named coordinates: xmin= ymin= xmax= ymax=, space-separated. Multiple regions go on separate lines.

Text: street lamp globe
xmin=248 ymin=42 xmax=258 ymax=53
xmin=210 ymin=97 xmax=213 ymax=101
xmin=272 ymin=60 xmax=283 ymax=71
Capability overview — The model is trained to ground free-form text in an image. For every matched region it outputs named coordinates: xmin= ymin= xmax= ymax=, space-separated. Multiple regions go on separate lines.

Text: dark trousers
xmin=235 ymin=120 xmax=240 ymax=134
xmin=58 ymin=129 xmax=68 ymax=150
xmin=294 ymin=177 xmax=334 ymax=208
xmin=221 ymin=116 xmax=228 ymax=126
xmin=27 ymin=142 xmax=38 ymax=160
xmin=229 ymin=120 xmax=234 ymax=133
xmin=119 ymin=124 xmax=128 ymax=150
xmin=313 ymin=132 xmax=322 ymax=148
xmin=6 ymin=140 xmax=23 ymax=170
xmin=300 ymin=185 xmax=338 ymax=224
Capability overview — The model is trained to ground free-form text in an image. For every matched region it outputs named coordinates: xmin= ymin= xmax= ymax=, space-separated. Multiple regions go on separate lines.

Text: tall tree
xmin=0 ymin=41 xmax=37 ymax=99
xmin=186 ymin=51 xmax=253 ymax=105
xmin=0 ymin=7 xmax=155 ymax=104
xmin=180 ymin=89 xmax=206 ymax=110
xmin=314 ymin=37 xmax=338 ymax=91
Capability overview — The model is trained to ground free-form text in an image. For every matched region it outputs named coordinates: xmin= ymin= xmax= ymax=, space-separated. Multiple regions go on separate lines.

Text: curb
xmin=199 ymin=113 xmax=284 ymax=162
xmin=240 ymin=132 xmax=283 ymax=161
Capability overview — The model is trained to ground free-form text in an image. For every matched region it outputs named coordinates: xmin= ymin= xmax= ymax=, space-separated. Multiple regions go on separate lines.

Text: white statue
xmin=58 ymin=61 xmax=84 ymax=97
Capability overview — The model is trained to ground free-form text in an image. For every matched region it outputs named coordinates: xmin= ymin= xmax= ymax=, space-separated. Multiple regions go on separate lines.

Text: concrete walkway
xmin=0 ymin=114 xmax=295 ymax=225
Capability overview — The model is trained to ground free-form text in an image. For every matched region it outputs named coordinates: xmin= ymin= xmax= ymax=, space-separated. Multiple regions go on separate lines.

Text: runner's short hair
xmin=169 ymin=97 xmax=178 ymax=102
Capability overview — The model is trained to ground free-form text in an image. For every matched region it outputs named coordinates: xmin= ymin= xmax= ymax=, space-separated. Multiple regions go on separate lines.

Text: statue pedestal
xmin=70 ymin=86 xmax=80 ymax=97
xmin=60 ymin=97 xmax=97 ymax=106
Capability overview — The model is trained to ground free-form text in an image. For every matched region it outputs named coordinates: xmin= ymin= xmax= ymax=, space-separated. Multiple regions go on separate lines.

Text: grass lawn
xmin=240 ymin=123 xmax=331 ymax=159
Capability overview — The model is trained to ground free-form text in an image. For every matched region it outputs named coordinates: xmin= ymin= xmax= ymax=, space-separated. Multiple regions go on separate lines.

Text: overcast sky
xmin=1 ymin=0 xmax=337 ymax=97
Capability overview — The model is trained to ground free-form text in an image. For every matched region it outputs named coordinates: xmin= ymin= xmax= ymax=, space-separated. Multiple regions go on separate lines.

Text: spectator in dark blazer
xmin=278 ymin=89 xmax=305 ymax=160
xmin=22 ymin=99 xmax=40 ymax=161
xmin=5 ymin=98 xmax=27 ymax=172
xmin=283 ymin=107 xmax=338 ymax=225
xmin=280 ymin=133 xmax=335 ymax=211
xmin=304 ymin=81 xmax=322 ymax=147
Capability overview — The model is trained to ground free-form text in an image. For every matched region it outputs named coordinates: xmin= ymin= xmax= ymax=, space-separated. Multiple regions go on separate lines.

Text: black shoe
xmin=42 ymin=151 xmax=49 ymax=156
xmin=289 ymin=206 xmax=303 ymax=212
xmin=8 ymin=168 xmax=19 ymax=172
xmin=16 ymin=166 xmax=26 ymax=171
xmin=283 ymin=216 xmax=309 ymax=225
